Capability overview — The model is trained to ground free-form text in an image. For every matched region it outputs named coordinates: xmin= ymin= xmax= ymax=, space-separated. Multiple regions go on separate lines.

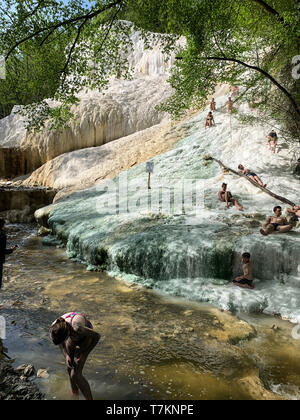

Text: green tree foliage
xmin=0 ymin=0 xmax=299 ymax=141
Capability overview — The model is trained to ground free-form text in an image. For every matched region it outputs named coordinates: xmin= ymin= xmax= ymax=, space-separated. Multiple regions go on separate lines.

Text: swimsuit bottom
xmin=246 ymin=172 xmax=257 ymax=177
xmin=64 ymin=312 xmax=93 ymax=329
xmin=271 ymin=223 xmax=279 ymax=231
xmin=233 ymin=278 xmax=253 ymax=286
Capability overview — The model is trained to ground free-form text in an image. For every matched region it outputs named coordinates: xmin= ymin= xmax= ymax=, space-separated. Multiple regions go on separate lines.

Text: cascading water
xmin=43 ymin=94 xmax=300 ymax=322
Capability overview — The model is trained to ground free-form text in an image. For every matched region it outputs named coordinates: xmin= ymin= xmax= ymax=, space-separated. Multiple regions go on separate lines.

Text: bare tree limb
xmin=250 ymin=0 xmax=285 ymax=24
xmin=60 ymin=17 xmax=89 ymax=86
xmin=201 ymin=56 xmax=300 ymax=118
xmin=204 ymin=155 xmax=296 ymax=206
xmin=5 ymin=0 xmax=123 ymax=60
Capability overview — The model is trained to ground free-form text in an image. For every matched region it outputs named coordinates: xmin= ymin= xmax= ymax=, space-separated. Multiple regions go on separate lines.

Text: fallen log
xmin=204 ymin=155 xmax=296 ymax=207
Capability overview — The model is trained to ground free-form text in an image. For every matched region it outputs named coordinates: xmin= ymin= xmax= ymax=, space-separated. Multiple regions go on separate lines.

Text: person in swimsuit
xmin=260 ymin=206 xmax=292 ymax=236
xmin=238 ymin=164 xmax=267 ymax=187
xmin=233 ymin=252 xmax=254 ymax=289
xmin=50 ymin=312 xmax=100 ymax=400
xmin=226 ymin=96 xmax=233 ymax=113
xmin=266 ymin=130 xmax=278 ymax=154
xmin=218 ymin=183 xmax=243 ymax=211
xmin=210 ymin=98 xmax=216 ymax=111
xmin=205 ymin=111 xmax=215 ymax=129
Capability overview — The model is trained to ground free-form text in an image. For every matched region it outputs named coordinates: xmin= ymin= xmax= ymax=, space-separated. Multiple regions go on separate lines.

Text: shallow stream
xmin=1 ymin=224 xmax=300 ymax=400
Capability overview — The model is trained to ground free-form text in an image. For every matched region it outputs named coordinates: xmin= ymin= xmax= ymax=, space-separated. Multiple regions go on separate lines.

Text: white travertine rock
xmin=0 ymin=29 xmax=178 ymax=177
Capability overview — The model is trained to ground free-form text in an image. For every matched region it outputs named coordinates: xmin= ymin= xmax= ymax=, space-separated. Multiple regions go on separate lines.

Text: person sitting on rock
xmin=260 ymin=206 xmax=292 ymax=236
xmin=233 ymin=252 xmax=254 ymax=289
xmin=238 ymin=164 xmax=267 ymax=188
xmin=205 ymin=111 xmax=215 ymax=129
xmin=266 ymin=130 xmax=278 ymax=154
xmin=210 ymin=98 xmax=216 ymax=111
xmin=50 ymin=312 xmax=100 ymax=400
xmin=285 ymin=205 xmax=300 ymax=228
xmin=218 ymin=183 xmax=243 ymax=211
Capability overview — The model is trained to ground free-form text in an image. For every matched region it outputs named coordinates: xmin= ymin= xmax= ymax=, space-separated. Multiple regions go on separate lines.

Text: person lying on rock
xmin=205 ymin=111 xmax=215 ymax=129
xmin=50 ymin=312 xmax=100 ymax=400
xmin=238 ymin=164 xmax=267 ymax=188
xmin=0 ymin=218 xmax=18 ymax=290
xmin=218 ymin=183 xmax=243 ymax=211
xmin=260 ymin=206 xmax=292 ymax=236
xmin=233 ymin=252 xmax=254 ymax=289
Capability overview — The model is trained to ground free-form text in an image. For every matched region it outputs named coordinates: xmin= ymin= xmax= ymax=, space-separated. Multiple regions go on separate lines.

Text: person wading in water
xmin=0 ymin=218 xmax=18 ymax=290
xmin=50 ymin=312 xmax=100 ymax=400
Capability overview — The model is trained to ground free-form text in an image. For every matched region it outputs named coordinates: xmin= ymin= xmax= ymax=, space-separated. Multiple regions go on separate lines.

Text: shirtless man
xmin=205 ymin=111 xmax=215 ymax=129
xmin=210 ymin=98 xmax=216 ymax=111
xmin=260 ymin=206 xmax=292 ymax=236
xmin=218 ymin=183 xmax=243 ymax=211
xmin=266 ymin=130 xmax=278 ymax=154
xmin=233 ymin=252 xmax=254 ymax=289
xmin=50 ymin=312 xmax=100 ymax=400
xmin=226 ymin=96 xmax=233 ymax=113
xmin=238 ymin=164 xmax=267 ymax=188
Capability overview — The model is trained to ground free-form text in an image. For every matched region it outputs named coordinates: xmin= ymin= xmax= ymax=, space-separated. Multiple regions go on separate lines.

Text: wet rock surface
xmin=0 ymin=344 xmax=43 ymax=400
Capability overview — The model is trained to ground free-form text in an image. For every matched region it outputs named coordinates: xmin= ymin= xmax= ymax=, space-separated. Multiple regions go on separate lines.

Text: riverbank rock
xmin=0 ymin=360 xmax=43 ymax=400
xmin=15 ymin=364 xmax=35 ymax=377
xmin=237 ymin=376 xmax=286 ymax=400
xmin=36 ymin=369 xmax=49 ymax=379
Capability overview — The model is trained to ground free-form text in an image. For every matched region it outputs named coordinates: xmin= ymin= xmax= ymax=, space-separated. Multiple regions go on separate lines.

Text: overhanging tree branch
xmin=5 ymin=0 xmax=123 ymax=60
xmin=202 ymin=56 xmax=300 ymax=118
xmin=250 ymin=0 xmax=285 ymax=24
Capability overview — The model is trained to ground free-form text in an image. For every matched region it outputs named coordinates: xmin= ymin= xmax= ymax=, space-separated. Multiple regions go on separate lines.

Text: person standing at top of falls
xmin=238 ymin=164 xmax=267 ymax=188
xmin=232 ymin=252 xmax=254 ymax=289
xmin=205 ymin=111 xmax=215 ymax=129
xmin=226 ymin=96 xmax=233 ymax=113
xmin=50 ymin=312 xmax=100 ymax=400
xmin=266 ymin=130 xmax=278 ymax=154
xmin=260 ymin=206 xmax=292 ymax=236
xmin=0 ymin=218 xmax=18 ymax=290
xmin=218 ymin=183 xmax=243 ymax=211
xmin=210 ymin=98 xmax=216 ymax=111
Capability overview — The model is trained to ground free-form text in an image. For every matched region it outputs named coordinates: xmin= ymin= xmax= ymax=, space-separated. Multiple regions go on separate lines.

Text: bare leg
xmin=260 ymin=224 xmax=275 ymax=236
xmin=249 ymin=175 xmax=267 ymax=188
xmin=73 ymin=354 xmax=93 ymax=400
xmin=233 ymin=282 xmax=254 ymax=289
xmin=68 ymin=367 xmax=79 ymax=397
xmin=230 ymin=198 xmax=243 ymax=211
xmin=277 ymin=225 xmax=292 ymax=233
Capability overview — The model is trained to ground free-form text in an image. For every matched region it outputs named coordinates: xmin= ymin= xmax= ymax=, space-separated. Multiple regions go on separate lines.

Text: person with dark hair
xmin=0 ymin=218 xmax=18 ymax=290
xmin=238 ymin=164 xmax=267 ymax=187
xmin=260 ymin=206 xmax=292 ymax=236
xmin=50 ymin=312 xmax=100 ymax=400
xmin=266 ymin=130 xmax=278 ymax=154
xmin=205 ymin=111 xmax=215 ymax=129
xmin=218 ymin=183 xmax=243 ymax=211
xmin=233 ymin=252 xmax=254 ymax=289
